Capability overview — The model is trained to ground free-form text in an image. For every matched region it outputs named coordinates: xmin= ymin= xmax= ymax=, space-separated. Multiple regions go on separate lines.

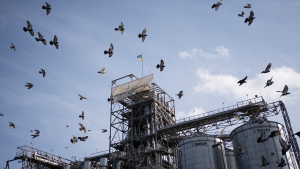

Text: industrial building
xmin=6 ymin=74 xmax=300 ymax=169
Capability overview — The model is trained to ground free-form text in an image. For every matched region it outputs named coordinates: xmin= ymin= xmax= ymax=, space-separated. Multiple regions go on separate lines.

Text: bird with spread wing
xmin=176 ymin=91 xmax=183 ymax=99
xmin=79 ymin=111 xmax=84 ymax=120
xmin=104 ymin=43 xmax=114 ymax=58
xmin=78 ymin=94 xmax=87 ymax=100
xmin=156 ymin=60 xmax=165 ymax=72
xmin=50 ymin=35 xmax=59 ymax=49
xmin=277 ymin=85 xmax=290 ymax=97
xmin=9 ymin=122 xmax=15 ymax=129
xmin=39 ymin=69 xmax=46 ymax=78
xmin=25 ymin=82 xmax=33 ymax=89
xmin=138 ymin=28 xmax=147 ymax=42
xmin=23 ymin=20 xmax=34 ymax=36
xmin=79 ymin=123 xmax=86 ymax=134
xmin=115 ymin=22 xmax=125 ymax=35
xmin=35 ymin=32 xmax=47 ymax=45
xmin=212 ymin=0 xmax=222 ymax=11
xmin=42 ymin=2 xmax=51 ymax=15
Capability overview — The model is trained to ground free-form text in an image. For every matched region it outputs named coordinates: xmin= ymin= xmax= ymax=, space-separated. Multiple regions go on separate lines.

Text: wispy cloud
xmin=193 ymin=66 xmax=300 ymax=103
xmin=179 ymin=46 xmax=230 ymax=59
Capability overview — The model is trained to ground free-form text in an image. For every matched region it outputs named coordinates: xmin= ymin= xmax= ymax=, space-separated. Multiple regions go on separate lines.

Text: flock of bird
xmin=3 ymin=1 xmax=296 ymax=166
xmin=5 ymin=2 xmax=184 ymax=158
xmin=4 ymin=2 xmax=114 ymax=156
xmin=212 ymin=0 xmax=255 ymax=26
xmin=237 ymin=63 xmax=291 ymax=97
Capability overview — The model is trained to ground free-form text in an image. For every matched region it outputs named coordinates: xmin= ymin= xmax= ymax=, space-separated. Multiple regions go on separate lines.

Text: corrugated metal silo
xmin=179 ymin=133 xmax=228 ymax=169
xmin=230 ymin=121 xmax=298 ymax=169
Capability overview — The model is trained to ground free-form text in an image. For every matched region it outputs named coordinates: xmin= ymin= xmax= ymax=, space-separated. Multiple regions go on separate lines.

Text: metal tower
xmin=109 ymin=74 xmax=180 ymax=168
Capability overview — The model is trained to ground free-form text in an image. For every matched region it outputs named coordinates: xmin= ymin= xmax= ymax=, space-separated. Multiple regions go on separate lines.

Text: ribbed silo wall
xmin=225 ymin=149 xmax=238 ymax=169
xmin=230 ymin=121 xmax=296 ymax=169
xmin=178 ymin=134 xmax=228 ymax=169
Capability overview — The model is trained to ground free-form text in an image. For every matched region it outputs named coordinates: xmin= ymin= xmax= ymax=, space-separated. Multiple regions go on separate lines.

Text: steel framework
xmin=6 ymin=74 xmax=300 ymax=168
xmin=108 ymin=74 xmax=180 ymax=168
xmin=6 ymin=145 xmax=73 ymax=169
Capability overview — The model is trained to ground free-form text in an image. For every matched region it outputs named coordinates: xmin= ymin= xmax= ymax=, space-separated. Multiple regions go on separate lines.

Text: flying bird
xmin=31 ymin=130 xmax=40 ymax=139
xmin=25 ymin=82 xmax=33 ymax=89
xmin=115 ymin=22 xmax=125 ymax=35
xmin=212 ymin=142 xmax=222 ymax=148
xmin=245 ymin=11 xmax=255 ymax=26
xmin=176 ymin=91 xmax=183 ymax=99
xmin=156 ymin=59 xmax=165 ymax=72
xmin=107 ymin=96 xmax=114 ymax=102
xmin=70 ymin=135 xmax=78 ymax=144
xmin=279 ymin=136 xmax=291 ymax=155
xmin=276 ymin=157 xmax=286 ymax=167
xmin=257 ymin=129 xmax=268 ymax=143
xmin=259 ymin=112 xmax=268 ymax=126
xmin=66 ymin=125 xmax=69 ymax=128
xmin=212 ymin=0 xmax=222 ymax=11
xmin=238 ymin=11 xmax=244 ymax=17
xmin=244 ymin=4 xmax=251 ymax=8
xmin=35 ymin=32 xmax=47 ymax=45
xmin=277 ymin=85 xmax=290 ymax=97
xmin=42 ymin=2 xmax=51 ymax=15
xmin=250 ymin=108 xmax=262 ymax=120
xmin=88 ymin=130 xmax=91 ymax=132
xmin=237 ymin=76 xmax=247 ymax=86
xmin=39 ymin=69 xmax=46 ymax=78
xmin=104 ymin=43 xmax=114 ymax=58
xmin=78 ymin=136 xmax=88 ymax=141
xmin=78 ymin=94 xmax=87 ymax=100
xmin=217 ymin=126 xmax=227 ymax=138
xmin=65 ymin=147 xmax=68 ymax=149
xmin=293 ymin=131 xmax=300 ymax=138
xmin=79 ymin=123 xmax=86 ymax=134
xmin=50 ymin=35 xmax=59 ymax=49
xmin=237 ymin=143 xmax=247 ymax=154
xmin=261 ymin=63 xmax=272 ymax=73
xmin=233 ymin=112 xmax=248 ymax=121
xmin=79 ymin=111 xmax=84 ymax=120
xmin=23 ymin=20 xmax=34 ymax=36
xmin=102 ymin=129 xmax=107 ymax=133
xmin=9 ymin=122 xmax=15 ymax=129
xmin=268 ymin=130 xmax=280 ymax=139
xmin=0 ymin=113 xmax=3 ymax=116
xmin=11 ymin=43 xmax=16 ymax=51
xmin=98 ymin=67 xmax=106 ymax=75
xmin=138 ymin=28 xmax=147 ymax=42
xmin=264 ymin=77 xmax=274 ymax=88
xmin=261 ymin=155 xmax=270 ymax=167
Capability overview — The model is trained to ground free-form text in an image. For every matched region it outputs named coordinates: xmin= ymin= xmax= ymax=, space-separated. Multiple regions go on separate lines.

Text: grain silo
xmin=179 ymin=132 xmax=228 ymax=169
xmin=231 ymin=121 xmax=298 ymax=169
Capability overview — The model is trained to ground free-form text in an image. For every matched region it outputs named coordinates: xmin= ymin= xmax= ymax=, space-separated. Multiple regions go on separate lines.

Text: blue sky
xmin=0 ymin=0 xmax=300 ymax=168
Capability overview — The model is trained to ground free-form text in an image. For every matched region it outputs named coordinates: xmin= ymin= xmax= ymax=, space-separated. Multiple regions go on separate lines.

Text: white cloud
xmin=179 ymin=46 xmax=230 ymax=59
xmin=193 ymin=66 xmax=300 ymax=103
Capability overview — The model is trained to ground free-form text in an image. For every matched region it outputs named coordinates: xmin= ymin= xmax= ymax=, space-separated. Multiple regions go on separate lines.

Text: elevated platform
xmin=6 ymin=145 xmax=72 ymax=169
xmin=158 ymin=97 xmax=268 ymax=134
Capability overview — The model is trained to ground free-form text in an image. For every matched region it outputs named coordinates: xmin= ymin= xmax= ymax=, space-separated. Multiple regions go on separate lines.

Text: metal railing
xmin=176 ymin=96 xmax=264 ymax=124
